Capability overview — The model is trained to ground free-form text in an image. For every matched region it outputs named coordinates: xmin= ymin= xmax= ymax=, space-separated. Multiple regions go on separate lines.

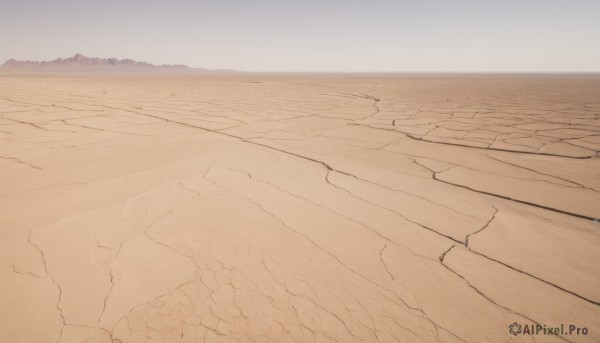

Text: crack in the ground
xmin=485 ymin=154 xmax=596 ymax=192
xmin=439 ymin=248 xmax=573 ymax=343
xmin=434 ymin=174 xmax=597 ymax=221
xmin=465 ymin=206 xmax=498 ymax=248
xmin=468 ymin=249 xmax=600 ymax=307
xmin=0 ymin=155 xmax=43 ymax=170
xmin=350 ymin=122 xmax=595 ymax=159
xmin=27 ymin=230 xmax=66 ymax=343
xmin=379 ymin=245 xmax=395 ymax=281
xmin=410 ymin=154 xmax=598 ymax=221
xmin=438 ymin=245 xmax=455 ymax=263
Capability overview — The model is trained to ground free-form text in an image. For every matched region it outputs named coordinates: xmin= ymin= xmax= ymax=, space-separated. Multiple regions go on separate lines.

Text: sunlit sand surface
xmin=1 ymin=74 xmax=599 ymax=342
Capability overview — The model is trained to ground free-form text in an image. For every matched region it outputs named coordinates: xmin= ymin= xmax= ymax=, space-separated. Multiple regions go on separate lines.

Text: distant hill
xmin=2 ymin=53 xmax=190 ymax=69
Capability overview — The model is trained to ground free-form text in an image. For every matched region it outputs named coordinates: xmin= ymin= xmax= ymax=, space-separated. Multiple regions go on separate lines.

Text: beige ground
xmin=0 ymin=74 xmax=599 ymax=343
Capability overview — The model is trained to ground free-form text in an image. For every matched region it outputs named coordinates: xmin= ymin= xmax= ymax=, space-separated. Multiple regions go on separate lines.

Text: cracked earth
xmin=0 ymin=74 xmax=599 ymax=342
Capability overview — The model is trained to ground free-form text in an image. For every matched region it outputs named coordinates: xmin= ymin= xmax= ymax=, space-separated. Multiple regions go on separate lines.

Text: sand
xmin=0 ymin=74 xmax=599 ymax=342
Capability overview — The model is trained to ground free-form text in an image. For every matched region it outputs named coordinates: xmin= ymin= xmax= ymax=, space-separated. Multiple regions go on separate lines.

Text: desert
xmin=1 ymin=72 xmax=599 ymax=342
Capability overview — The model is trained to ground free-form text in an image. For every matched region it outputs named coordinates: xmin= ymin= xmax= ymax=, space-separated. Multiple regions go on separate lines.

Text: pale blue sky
xmin=1 ymin=0 xmax=599 ymax=71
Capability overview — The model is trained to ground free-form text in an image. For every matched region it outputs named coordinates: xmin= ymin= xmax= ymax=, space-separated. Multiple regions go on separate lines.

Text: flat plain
xmin=1 ymin=73 xmax=599 ymax=342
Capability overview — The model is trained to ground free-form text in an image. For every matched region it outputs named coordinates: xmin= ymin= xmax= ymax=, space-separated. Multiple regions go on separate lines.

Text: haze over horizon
xmin=1 ymin=0 xmax=599 ymax=72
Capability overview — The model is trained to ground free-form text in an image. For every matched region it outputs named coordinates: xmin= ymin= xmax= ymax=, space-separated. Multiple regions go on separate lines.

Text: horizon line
xmin=2 ymin=67 xmax=600 ymax=75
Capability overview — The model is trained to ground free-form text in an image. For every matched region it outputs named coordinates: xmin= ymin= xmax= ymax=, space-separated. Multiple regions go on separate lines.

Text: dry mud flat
xmin=0 ymin=74 xmax=599 ymax=342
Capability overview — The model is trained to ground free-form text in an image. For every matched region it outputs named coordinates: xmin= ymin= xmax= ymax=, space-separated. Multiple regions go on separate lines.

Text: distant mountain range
xmin=2 ymin=53 xmax=190 ymax=69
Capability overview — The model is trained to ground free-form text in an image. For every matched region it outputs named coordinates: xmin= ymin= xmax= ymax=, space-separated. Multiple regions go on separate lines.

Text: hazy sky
xmin=1 ymin=0 xmax=599 ymax=72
